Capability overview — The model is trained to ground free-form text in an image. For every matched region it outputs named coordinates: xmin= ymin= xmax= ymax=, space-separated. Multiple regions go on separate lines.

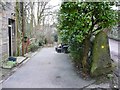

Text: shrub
xmin=29 ymin=44 xmax=40 ymax=52
xmin=69 ymin=40 xmax=83 ymax=67
xmin=58 ymin=1 xmax=117 ymax=74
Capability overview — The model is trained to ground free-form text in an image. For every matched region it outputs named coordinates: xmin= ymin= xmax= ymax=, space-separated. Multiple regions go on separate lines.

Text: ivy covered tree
xmin=58 ymin=1 xmax=117 ymax=74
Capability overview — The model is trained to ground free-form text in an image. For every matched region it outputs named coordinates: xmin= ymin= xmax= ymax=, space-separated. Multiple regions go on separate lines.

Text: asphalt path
xmin=2 ymin=38 xmax=119 ymax=88
xmin=2 ymin=47 xmax=94 ymax=88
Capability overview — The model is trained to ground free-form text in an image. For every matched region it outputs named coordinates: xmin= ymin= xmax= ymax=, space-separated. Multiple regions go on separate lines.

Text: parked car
xmin=55 ymin=43 xmax=69 ymax=53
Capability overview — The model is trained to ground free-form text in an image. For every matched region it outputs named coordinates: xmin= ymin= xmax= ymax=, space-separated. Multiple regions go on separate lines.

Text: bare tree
xmin=37 ymin=2 xmax=49 ymax=25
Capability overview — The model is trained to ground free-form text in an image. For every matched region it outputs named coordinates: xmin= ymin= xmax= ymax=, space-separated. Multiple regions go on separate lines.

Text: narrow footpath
xmin=2 ymin=47 xmax=94 ymax=88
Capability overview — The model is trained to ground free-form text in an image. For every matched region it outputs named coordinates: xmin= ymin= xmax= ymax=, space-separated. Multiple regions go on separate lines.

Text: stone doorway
xmin=8 ymin=18 xmax=15 ymax=56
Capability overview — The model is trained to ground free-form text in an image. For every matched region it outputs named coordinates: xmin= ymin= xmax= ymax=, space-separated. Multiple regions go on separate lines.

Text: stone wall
xmin=0 ymin=2 xmax=16 ymax=62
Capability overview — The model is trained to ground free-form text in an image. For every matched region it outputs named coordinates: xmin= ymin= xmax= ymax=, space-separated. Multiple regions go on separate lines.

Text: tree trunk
xmin=82 ymin=36 xmax=91 ymax=74
xmin=30 ymin=2 xmax=34 ymax=38
xmin=21 ymin=2 xmax=25 ymax=56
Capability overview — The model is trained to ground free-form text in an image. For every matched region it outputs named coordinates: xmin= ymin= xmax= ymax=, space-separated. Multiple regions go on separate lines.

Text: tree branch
xmin=92 ymin=26 xmax=102 ymax=33
xmin=37 ymin=2 xmax=49 ymax=24
xmin=88 ymin=14 xmax=95 ymax=35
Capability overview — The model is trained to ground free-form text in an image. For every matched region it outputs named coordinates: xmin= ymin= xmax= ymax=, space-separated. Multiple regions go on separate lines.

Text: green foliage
xmin=69 ymin=40 xmax=83 ymax=64
xmin=38 ymin=41 xmax=43 ymax=46
xmin=58 ymin=2 xmax=117 ymax=43
xmin=54 ymin=34 xmax=58 ymax=42
xmin=58 ymin=1 xmax=117 ymax=74
xmin=44 ymin=38 xmax=47 ymax=44
xmin=29 ymin=43 xmax=40 ymax=52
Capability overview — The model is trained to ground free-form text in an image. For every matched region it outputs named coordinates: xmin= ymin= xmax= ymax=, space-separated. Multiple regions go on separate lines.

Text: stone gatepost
xmin=90 ymin=31 xmax=113 ymax=77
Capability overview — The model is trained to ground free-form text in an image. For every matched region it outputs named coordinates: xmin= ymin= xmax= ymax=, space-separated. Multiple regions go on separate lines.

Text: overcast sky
xmin=49 ymin=0 xmax=61 ymax=6
xmin=42 ymin=0 xmax=61 ymax=25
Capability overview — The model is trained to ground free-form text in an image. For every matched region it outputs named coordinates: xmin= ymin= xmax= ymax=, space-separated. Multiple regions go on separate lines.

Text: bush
xmin=38 ymin=41 xmax=43 ymax=46
xmin=29 ymin=44 xmax=40 ymax=52
xmin=69 ymin=40 xmax=83 ymax=67
xmin=58 ymin=1 xmax=117 ymax=74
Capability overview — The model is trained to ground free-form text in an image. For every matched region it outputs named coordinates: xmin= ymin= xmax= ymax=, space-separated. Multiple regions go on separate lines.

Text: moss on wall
xmin=90 ymin=31 xmax=113 ymax=77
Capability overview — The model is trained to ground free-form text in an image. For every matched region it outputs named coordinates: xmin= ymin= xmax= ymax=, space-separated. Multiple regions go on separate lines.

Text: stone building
xmin=0 ymin=2 xmax=16 ymax=63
